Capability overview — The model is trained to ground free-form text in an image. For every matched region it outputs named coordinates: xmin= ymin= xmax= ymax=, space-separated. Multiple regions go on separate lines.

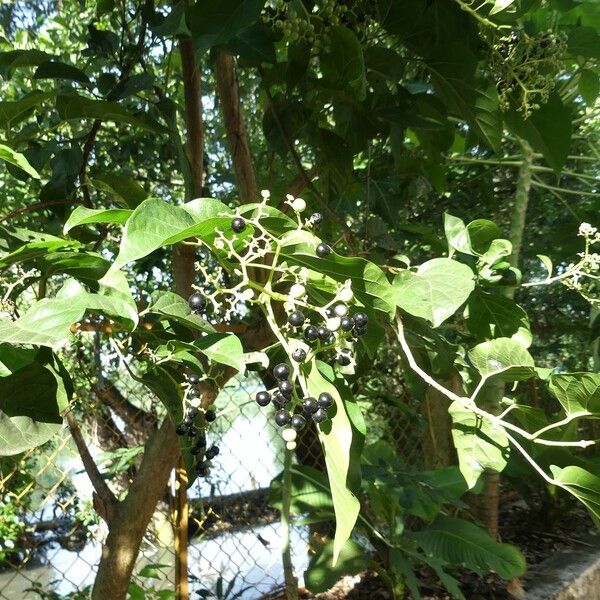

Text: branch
xmin=0 ymin=199 xmax=84 ymax=223
xmin=66 ymin=411 xmax=117 ymax=521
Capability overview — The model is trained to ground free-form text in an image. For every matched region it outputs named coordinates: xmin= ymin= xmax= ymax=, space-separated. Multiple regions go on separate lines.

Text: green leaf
xmin=0 ymin=344 xmax=39 ymax=377
xmin=0 ymin=90 xmax=48 ymax=129
xmin=0 ymin=50 xmax=56 ymax=79
xmin=320 ymin=26 xmax=367 ymax=101
xmin=468 ymin=337 xmax=536 ymax=382
xmin=568 ymin=26 xmax=600 ymax=60
xmin=449 ymin=400 xmax=510 ymax=488
xmin=579 ymin=69 xmax=599 ymax=105
xmin=489 ymin=0 xmax=517 ymax=14
xmin=304 ymin=540 xmax=370 ymax=593
xmin=393 ymin=258 xmax=475 ymax=327
xmin=64 ymin=206 xmax=133 ymax=235
xmin=0 ymin=415 xmax=61 ymax=456
xmin=466 ymin=291 xmax=531 ymax=347
xmin=444 ymin=213 xmax=473 ymax=255
xmin=0 ymin=143 xmax=40 ymax=178
xmin=306 ymin=360 xmax=365 ymax=565
xmin=549 ymin=372 xmax=600 ymax=416
xmin=90 ymin=173 xmax=148 ymax=208
xmin=150 ymin=1 xmax=191 ymax=38
xmin=466 ymin=219 xmax=501 ymax=255
xmin=33 ymin=61 xmax=89 ymax=83
xmin=551 ymin=465 xmax=600 ymax=523
xmin=0 ymin=235 xmax=80 ymax=268
xmin=413 ymin=516 xmax=526 ymax=579
xmin=193 ymin=333 xmax=244 ymax=373
xmin=56 ymin=92 xmax=169 ymax=134
xmin=146 ymin=292 xmax=214 ymax=332
xmin=505 ymin=93 xmax=572 ymax=173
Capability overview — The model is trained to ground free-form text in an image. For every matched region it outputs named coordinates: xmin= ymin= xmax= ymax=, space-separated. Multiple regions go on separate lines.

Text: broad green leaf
xmin=0 ymin=236 xmax=81 ymax=268
xmin=304 ymin=540 xmax=370 ymax=593
xmin=0 ymin=414 xmax=62 ymax=456
xmin=39 ymin=252 xmax=111 ymax=283
xmin=194 ymin=333 xmax=244 ymax=373
xmin=505 ymin=93 xmax=572 ymax=173
xmin=549 ymin=372 xmax=600 ymax=416
xmin=0 ymin=143 xmax=40 ymax=178
xmin=489 ymin=0 xmax=517 ymax=14
xmin=551 ymin=465 xmax=600 ymax=523
xmin=56 ymin=92 xmax=169 ymax=134
xmin=413 ymin=516 xmax=526 ymax=579
xmin=150 ymin=1 xmax=191 ymax=37
xmin=444 ymin=213 xmax=473 ymax=255
xmin=473 ymin=86 xmax=503 ymax=154
xmin=146 ymin=292 xmax=214 ymax=332
xmin=468 ymin=338 xmax=536 ymax=382
xmin=0 ymin=90 xmax=49 ymax=128
xmin=0 ymin=344 xmax=39 ymax=377
xmin=466 ymin=291 xmax=531 ymax=347
xmin=64 ymin=206 xmax=133 ymax=235
xmin=393 ymin=258 xmax=475 ymax=327
xmin=90 ymin=173 xmax=148 ymax=208
xmin=479 ymin=239 xmax=512 ymax=267
xmin=449 ymin=401 xmax=510 ymax=488
xmin=568 ymin=27 xmax=600 ymax=60
xmin=0 ymin=49 xmax=56 ymax=78
xmin=33 ymin=61 xmax=89 ymax=83
xmin=579 ymin=69 xmax=599 ymax=105
xmin=320 ymin=26 xmax=367 ymax=101
xmin=466 ymin=219 xmax=501 ymax=255
xmin=306 ymin=360 xmax=365 ymax=565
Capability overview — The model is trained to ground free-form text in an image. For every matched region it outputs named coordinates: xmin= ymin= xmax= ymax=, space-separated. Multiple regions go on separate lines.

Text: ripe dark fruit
xmin=318 ymin=392 xmax=334 ymax=408
xmin=302 ymin=397 xmax=318 ymax=414
xmin=275 ymin=409 xmax=292 ymax=427
xmin=273 ymin=363 xmax=290 ymax=380
xmin=287 ymin=310 xmax=305 ymax=327
xmin=189 ymin=387 xmax=200 ymax=398
xmin=354 ymin=325 xmax=368 ymax=337
xmin=231 ymin=217 xmax=246 ymax=233
xmin=340 ymin=316 xmax=355 ymax=331
xmin=183 ymin=416 xmax=193 ymax=427
xmin=196 ymin=463 xmax=208 ymax=477
xmin=278 ymin=380 xmax=293 ymax=397
xmin=187 ymin=407 xmax=199 ymax=418
xmin=191 ymin=445 xmax=204 ymax=455
xmin=304 ymin=325 xmax=319 ymax=342
xmin=292 ymin=348 xmax=307 ymax=362
xmin=205 ymin=409 xmax=216 ymax=422
xmin=256 ymin=391 xmax=271 ymax=407
xmin=187 ymin=426 xmax=199 ymax=437
xmin=274 ymin=392 xmax=291 ymax=407
xmin=311 ymin=212 xmax=323 ymax=225
xmin=291 ymin=414 xmax=307 ymax=431
xmin=317 ymin=326 xmax=331 ymax=341
xmin=188 ymin=292 xmax=206 ymax=312
xmin=316 ymin=242 xmax=331 ymax=257
xmin=175 ymin=424 xmax=188 ymax=436
xmin=188 ymin=373 xmax=200 ymax=384
xmin=205 ymin=445 xmax=219 ymax=459
xmin=337 ymin=353 xmax=351 ymax=366
xmin=354 ymin=312 xmax=368 ymax=327
xmin=312 ymin=408 xmax=328 ymax=423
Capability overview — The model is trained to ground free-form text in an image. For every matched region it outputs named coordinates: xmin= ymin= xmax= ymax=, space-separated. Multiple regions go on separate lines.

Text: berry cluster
xmin=255 ymin=362 xmax=336 ymax=450
xmin=175 ymin=370 xmax=220 ymax=479
xmin=492 ymin=30 xmax=566 ymax=117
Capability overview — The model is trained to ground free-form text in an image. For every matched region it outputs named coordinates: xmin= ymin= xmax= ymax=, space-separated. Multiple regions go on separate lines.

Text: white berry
xmin=334 ymin=303 xmax=349 ymax=317
xmin=326 ymin=317 xmax=341 ymax=331
xmin=338 ymin=287 xmax=353 ymax=303
xmin=292 ymin=198 xmax=306 ymax=213
xmin=290 ymin=283 xmax=306 ymax=298
xmin=282 ymin=428 xmax=297 ymax=442
xmin=286 ymin=441 xmax=297 ymax=450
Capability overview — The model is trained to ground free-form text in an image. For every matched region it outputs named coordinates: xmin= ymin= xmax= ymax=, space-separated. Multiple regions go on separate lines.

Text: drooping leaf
xmin=146 ymin=292 xmax=214 ymax=332
xmin=0 ymin=143 xmax=40 ymax=178
xmin=579 ymin=69 xmax=599 ymax=105
xmin=193 ymin=333 xmax=245 ymax=373
xmin=551 ymin=465 xmax=600 ymax=523
xmin=33 ymin=61 xmax=90 ymax=83
xmin=413 ymin=516 xmax=526 ymax=579
xmin=305 ymin=360 xmax=365 ymax=565
xmin=393 ymin=258 xmax=475 ymax=327
xmin=449 ymin=401 xmax=510 ymax=488
xmin=468 ymin=337 xmax=536 ymax=382
xmin=90 ymin=173 xmax=148 ymax=208
xmin=0 ymin=90 xmax=48 ymax=129
xmin=0 ymin=50 xmax=56 ymax=79
xmin=64 ymin=206 xmax=133 ymax=235
xmin=548 ymin=372 xmax=600 ymax=416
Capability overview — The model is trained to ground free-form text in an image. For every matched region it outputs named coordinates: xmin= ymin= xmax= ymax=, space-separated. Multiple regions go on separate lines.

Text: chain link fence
xmin=0 ymin=350 xmax=421 ymax=600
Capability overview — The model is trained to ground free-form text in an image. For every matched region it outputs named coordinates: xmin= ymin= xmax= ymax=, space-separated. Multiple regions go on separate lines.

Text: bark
xmin=214 ymin=50 xmax=258 ymax=204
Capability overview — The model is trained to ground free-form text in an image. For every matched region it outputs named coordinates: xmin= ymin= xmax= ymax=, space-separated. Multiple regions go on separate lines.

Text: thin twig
xmin=0 ymin=199 xmax=83 ymax=223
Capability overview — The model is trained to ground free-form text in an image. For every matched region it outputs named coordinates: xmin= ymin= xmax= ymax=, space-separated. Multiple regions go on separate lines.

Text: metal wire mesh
xmin=0 ymin=357 xmax=418 ymax=600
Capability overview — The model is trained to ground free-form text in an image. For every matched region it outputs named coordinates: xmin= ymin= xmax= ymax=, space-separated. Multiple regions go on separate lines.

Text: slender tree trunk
xmin=478 ymin=141 xmax=533 ymax=538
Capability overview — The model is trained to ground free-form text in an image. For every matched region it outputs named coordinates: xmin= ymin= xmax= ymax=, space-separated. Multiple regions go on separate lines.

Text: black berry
xmin=304 ymin=325 xmax=319 ymax=342
xmin=274 ymin=392 xmax=291 ymax=407
xmin=318 ymin=392 xmax=334 ymax=408
xmin=187 ymin=407 xmax=199 ymax=418
xmin=256 ymin=391 xmax=271 ymax=406
xmin=317 ymin=326 xmax=331 ymax=341
xmin=196 ymin=462 xmax=208 ymax=477
xmin=313 ymin=408 xmax=328 ymax=423
xmin=302 ymin=397 xmax=318 ymax=414
xmin=337 ymin=349 xmax=353 ymax=366
xmin=191 ymin=444 xmax=204 ymax=455
xmin=354 ymin=312 xmax=368 ymax=327
xmin=316 ymin=243 xmax=331 ymax=257
xmin=231 ymin=217 xmax=246 ymax=233
xmin=205 ymin=445 xmax=219 ymax=459
xmin=292 ymin=348 xmax=307 ymax=362
xmin=278 ymin=380 xmax=293 ymax=397
xmin=340 ymin=316 xmax=355 ymax=331
xmin=354 ymin=325 xmax=368 ymax=337
xmin=187 ymin=426 xmax=199 ymax=437
xmin=291 ymin=414 xmax=307 ymax=431
xmin=273 ymin=363 xmax=290 ymax=380
xmin=205 ymin=409 xmax=216 ymax=422
xmin=188 ymin=292 xmax=206 ymax=312
xmin=311 ymin=212 xmax=323 ymax=225
xmin=175 ymin=424 xmax=188 ymax=436
xmin=189 ymin=387 xmax=200 ymax=398
xmin=288 ymin=310 xmax=305 ymax=327
xmin=188 ymin=373 xmax=200 ymax=384
xmin=183 ymin=415 xmax=193 ymax=427
xmin=275 ymin=409 xmax=292 ymax=426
